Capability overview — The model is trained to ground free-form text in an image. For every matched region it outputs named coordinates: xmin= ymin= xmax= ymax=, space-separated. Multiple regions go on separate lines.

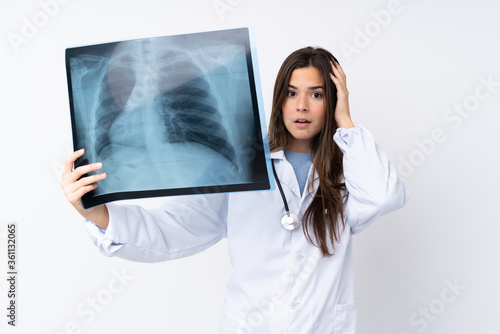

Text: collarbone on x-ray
xmin=70 ymin=38 xmax=255 ymax=194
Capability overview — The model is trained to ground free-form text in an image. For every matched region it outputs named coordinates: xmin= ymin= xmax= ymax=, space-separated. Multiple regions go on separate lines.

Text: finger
xmin=330 ymin=61 xmax=346 ymax=80
xmin=330 ymin=61 xmax=337 ymax=78
xmin=332 ymin=60 xmax=345 ymax=75
xmin=330 ymin=64 xmax=347 ymax=91
xmin=74 ymin=183 xmax=99 ymax=200
xmin=64 ymin=172 xmax=106 ymax=197
xmin=330 ymin=73 xmax=349 ymax=98
xmin=73 ymin=162 xmax=103 ymax=179
xmin=76 ymin=172 xmax=107 ymax=188
xmin=62 ymin=149 xmax=85 ymax=176
xmin=61 ymin=162 xmax=103 ymax=189
xmin=67 ymin=183 xmax=98 ymax=206
xmin=330 ymin=72 xmax=346 ymax=90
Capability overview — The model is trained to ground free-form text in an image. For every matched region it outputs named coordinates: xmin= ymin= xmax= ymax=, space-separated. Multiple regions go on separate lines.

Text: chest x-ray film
xmin=66 ymin=27 xmax=273 ymax=208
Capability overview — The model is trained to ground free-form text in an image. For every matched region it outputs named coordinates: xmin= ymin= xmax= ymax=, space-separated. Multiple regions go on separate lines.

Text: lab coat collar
xmin=270 ymin=150 xmax=299 ymax=198
xmin=270 ymin=150 xmax=284 ymax=160
xmin=270 ymin=150 xmax=317 ymax=201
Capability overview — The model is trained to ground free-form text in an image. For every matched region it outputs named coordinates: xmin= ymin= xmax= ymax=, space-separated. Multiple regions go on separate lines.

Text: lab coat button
xmin=295 ymin=253 xmax=304 ymax=262
xmin=290 ymin=301 xmax=299 ymax=310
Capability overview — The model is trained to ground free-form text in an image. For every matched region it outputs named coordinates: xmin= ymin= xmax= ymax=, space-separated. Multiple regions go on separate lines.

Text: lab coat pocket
xmin=219 ymin=303 xmax=249 ymax=334
xmin=333 ymin=301 xmax=357 ymax=334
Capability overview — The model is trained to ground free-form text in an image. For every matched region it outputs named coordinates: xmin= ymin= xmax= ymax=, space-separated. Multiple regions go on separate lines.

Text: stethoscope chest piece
xmin=281 ymin=212 xmax=300 ymax=231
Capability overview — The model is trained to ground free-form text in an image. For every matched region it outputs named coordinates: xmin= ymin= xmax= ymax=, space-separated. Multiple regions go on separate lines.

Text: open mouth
xmin=295 ymin=119 xmax=311 ymax=124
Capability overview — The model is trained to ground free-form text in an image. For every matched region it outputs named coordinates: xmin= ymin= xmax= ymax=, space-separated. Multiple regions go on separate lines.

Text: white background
xmin=1 ymin=0 xmax=499 ymax=333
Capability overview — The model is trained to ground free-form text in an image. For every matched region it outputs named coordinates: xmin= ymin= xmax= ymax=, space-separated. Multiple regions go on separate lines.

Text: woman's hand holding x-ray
xmin=61 ymin=149 xmax=110 ymax=229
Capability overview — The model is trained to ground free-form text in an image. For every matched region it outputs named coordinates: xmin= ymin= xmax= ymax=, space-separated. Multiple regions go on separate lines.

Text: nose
xmin=296 ymin=94 xmax=308 ymax=112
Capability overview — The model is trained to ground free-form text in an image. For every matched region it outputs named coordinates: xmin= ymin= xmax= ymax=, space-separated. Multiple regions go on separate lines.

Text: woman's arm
xmin=84 ymin=194 xmax=228 ymax=262
xmin=329 ymin=60 xmax=409 ymax=233
xmin=334 ymin=126 xmax=410 ymax=234
xmin=61 ymin=149 xmax=228 ymax=262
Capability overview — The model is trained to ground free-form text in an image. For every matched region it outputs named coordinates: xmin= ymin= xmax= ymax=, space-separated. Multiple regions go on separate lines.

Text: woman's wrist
xmin=336 ymin=116 xmax=355 ymax=129
xmin=82 ymin=205 xmax=110 ymax=229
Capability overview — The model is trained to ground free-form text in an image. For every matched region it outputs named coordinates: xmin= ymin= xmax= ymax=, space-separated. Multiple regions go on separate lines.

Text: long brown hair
xmin=268 ymin=46 xmax=347 ymax=257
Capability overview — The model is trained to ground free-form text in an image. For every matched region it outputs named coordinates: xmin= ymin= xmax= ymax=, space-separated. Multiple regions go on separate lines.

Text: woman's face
xmin=282 ymin=66 xmax=326 ymax=153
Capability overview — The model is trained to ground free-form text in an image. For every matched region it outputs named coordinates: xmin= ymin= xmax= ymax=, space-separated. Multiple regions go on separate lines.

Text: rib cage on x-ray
xmin=69 ymin=38 xmax=253 ymax=194
xmin=91 ymin=40 xmax=237 ymax=170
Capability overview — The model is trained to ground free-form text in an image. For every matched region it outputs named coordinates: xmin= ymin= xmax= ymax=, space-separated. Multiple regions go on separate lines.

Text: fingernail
xmin=96 ymin=162 xmax=102 ymax=168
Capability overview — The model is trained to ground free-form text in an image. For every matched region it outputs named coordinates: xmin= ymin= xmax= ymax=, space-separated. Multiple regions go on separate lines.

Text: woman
xmin=61 ymin=46 xmax=409 ymax=333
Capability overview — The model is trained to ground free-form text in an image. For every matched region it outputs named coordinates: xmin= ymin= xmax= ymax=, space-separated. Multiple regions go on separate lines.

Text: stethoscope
xmin=271 ymin=162 xmax=301 ymax=231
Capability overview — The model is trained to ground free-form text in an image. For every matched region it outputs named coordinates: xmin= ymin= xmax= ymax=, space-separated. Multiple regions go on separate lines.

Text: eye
xmin=312 ymin=92 xmax=323 ymax=98
xmin=287 ymin=91 xmax=296 ymax=97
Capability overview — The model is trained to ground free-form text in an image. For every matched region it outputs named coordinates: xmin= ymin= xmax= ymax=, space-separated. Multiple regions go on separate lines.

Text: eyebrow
xmin=288 ymin=84 xmax=324 ymax=90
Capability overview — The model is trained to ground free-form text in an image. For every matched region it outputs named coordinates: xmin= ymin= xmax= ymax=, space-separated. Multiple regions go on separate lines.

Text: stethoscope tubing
xmin=272 ymin=160 xmax=301 ymax=231
xmin=272 ymin=161 xmax=290 ymax=213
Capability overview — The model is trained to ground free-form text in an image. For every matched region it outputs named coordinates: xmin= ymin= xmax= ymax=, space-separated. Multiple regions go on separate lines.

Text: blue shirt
xmin=284 ymin=149 xmax=312 ymax=195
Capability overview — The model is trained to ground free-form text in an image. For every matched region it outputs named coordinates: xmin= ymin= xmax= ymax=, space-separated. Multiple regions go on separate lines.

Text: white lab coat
xmin=85 ymin=125 xmax=410 ymax=333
